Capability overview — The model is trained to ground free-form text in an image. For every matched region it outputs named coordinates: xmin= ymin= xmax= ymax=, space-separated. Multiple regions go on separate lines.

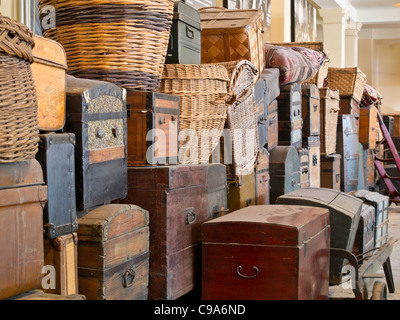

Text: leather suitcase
xmin=277 ymin=84 xmax=303 ymax=149
xmin=269 ymin=145 xmax=301 ymax=204
xmin=77 ymin=204 xmax=150 ymax=300
xmin=276 ymin=188 xmax=362 ymax=285
xmin=166 ymin=1 xmax=202 ymax=65
xmin=255 ymin=148 xmax=270 ymax=205
xmin=43 ymin=233 xmax=79 ymax=296
xmin=352 ymin=204 xmax=375 ymax=260
xmin=65 ymin=75 xmax=128 ymax=212
xmin=301 ymin=84 xmax=321 ymax=137
xmin=298 ymin=148 xmax=310 ymax=188
xmin=319 ymin=88 xmax=340 ymax=155
xmin=206 ymin=164 xmax=229 ymax=220
xmin=202 ymin=205 xmax=330 ymax=300
xmin=126 ymin=91 xmax=180 ymax=166
xmin=267 ymin=100 xmax=279 ymax=151
xmin=303 ymin=135 xmax=321 ymax=188
xmin=336 ymin=115 xmax=360 ymax=192
xmin=31 ymin=35 xmax=68 ymax=132
xmin=36 ymin=133 xmax=77 ymax=239
xmin=227 ymin=172 xmax=256 ymax=213
xmin=359 ymin=105 xmax=378 ymax=149
xmin=363 ymin=148 xmax=376 ymax=191
xmin=0 ymin=160 xmax=48 ymax=300
xmin=118 ymin=165 xmax=208 ymax=300
xmin=320 ymin=154 xmax=341 ymax=190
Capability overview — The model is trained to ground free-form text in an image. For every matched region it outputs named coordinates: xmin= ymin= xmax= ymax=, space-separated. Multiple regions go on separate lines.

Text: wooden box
xmin=298 ymin=148 xmax=310 ymax=188
xmin=359 ymin=105 xmax=378 ymax=149
xmin=276 ymin=188 xmax=363 ymax=285
xmin=202 ymin=205 xmax=330 ymax=300
xmin=339 ymin=96 xmax=360 ymax=118
xmin=303 ymin=135 xmax=321 ymax=188
xmin=352 ymin=204 xmax=375 ymax=260
xmin=77 ymin=204 xmax=150 ymax=300
xmin=301 ymin=84 xmax=321 ymax=137
xmin=267 ymin=100 xmax=279 ymax=151
xmin=319 ymin=88 xmax=340 ymax=155
xmin=126 ymin=91 xmax=180 ymax=166
xmin=199 ymin=8 xmax=265 ymax=74
xmin=0 ymin=160 xmax=48 ymax=300
xmin=255 ymin=148 xmax=270 ymax=205
xmin=43 ymin=233 xmax=79 ymax=296
xmin=227 ymin=172 xmax=256 ymax=213
xmin=320 ymin=154 xmax=341 ymax=191
xmin=31 ymin=35 xmax=68 ymax=131
xmin=269 ymin=146 xmax=301 ymax=204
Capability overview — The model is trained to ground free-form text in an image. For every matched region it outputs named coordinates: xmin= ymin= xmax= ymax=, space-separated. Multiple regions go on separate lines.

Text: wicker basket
xmin=327 ymin=67 xmax=367 ymax=103
xmin=39 ymin=0 xmax=174 ymax=91
xmin=0 ymin=14 xmax=39 ymax=163
xmin=159 ymin=64 xmax=230 ymax=164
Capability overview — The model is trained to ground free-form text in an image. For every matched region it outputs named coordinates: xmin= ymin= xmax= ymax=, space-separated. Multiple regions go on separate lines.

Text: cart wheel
xmin=371 ymin=282 xmax=388 ymax=300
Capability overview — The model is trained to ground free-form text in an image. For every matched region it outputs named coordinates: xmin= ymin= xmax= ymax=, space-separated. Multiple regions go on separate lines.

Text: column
xmin=345 ymin=21 xmax=362 ymax=67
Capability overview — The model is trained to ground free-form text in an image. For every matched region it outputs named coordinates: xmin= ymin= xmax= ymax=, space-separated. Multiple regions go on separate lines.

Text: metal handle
xmin=236 ymin=266 xmax=259 ymax=279
xmin=158 ymin=115 xmax=165 ymax=125
xmin=186 ymin=208 xmax=196 ymax=225
xmin=336 ymin=173 xmax=340 ymax=183
xmin=314 ymin=104 xmax=318 ymax=112
xmin=96 ymin=129 xmax=105 ymax=139
xmin=122 ymin=269 xmax=136 ymax=288
xmin=186 ymin=26 xmax=194 ymax=39
xmin=312 ymin=154 xmax=318 ymax=166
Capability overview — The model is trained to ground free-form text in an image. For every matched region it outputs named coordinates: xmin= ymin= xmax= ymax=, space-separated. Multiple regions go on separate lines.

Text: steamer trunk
xmin=227 ymin=172 xmax=256 ymax=214
xmin=319 ymin=88 xmax=340 ymax=155
xmin=267 ymin=100 xmax=279 ymax=151
xmin=301 ymin=84 xmax=321 ymax=137
xmin=255 ymin=148 xmax=270 ymax=205
xmin=298 ymin=148 xmax=310 ymax=188
xmin=359 ymin=105 xmax=378 ymax=149
xmin=352 ymin=204 xmax=375 ymax=260
xmin=206 ymin=164 xmax=228 ymax=220
xmin=363 ymin=148 xmax=376 ymax=191
xmin=304 ymin=136 xmax=321 ymax=188
xmin=320 ymin=154 xmax=341 ymax=190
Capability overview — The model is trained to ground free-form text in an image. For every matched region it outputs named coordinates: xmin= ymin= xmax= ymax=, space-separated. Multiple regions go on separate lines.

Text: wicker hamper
xmin=38 ymin=0 xmax=174 ymax=92
xmin=0 ymin=14 xmax=39 ymax=163
xmin=327 ymin=67 xmax=367 ymax=103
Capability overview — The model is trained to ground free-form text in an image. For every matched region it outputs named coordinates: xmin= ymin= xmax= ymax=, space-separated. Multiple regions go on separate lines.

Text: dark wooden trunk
xmin=320 ymin=154 xmax=341 ymax=191
xmin=36 ymin=133 xmax=77 ymax=239
xmin=77 ymin=204 xmax=150 ymax=300
xmin=65 ymin=75 xmax=128 ymax=212
xmin=202 ymin=205 xmax=330 ymax=300
xmin=301 ymin=84 xmax=320 ymax=137
xmin=298 ymin=148 xmax=310 ymax=188
xmin=303 ymin=135 xmax=321 ymax=188
xmin=255 ymin=148 xmax=270 ymax=205
xmin=269 ymin=146 xmax=300 ymax=204
xmin=267 ymin=100 xmax=278 ymax=151
xmin=126 ymin=91 xmax=180 ymax=166
xmin=276 ymin=188 xmax=363 ymax=285
xmin=0 ymin=160 xmax=48 ymax=300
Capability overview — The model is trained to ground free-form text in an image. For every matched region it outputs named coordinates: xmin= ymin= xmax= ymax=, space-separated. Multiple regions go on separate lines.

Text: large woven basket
xmin=39 ymin=0 xmax=174 ymax=91
xmin=0 ymin=14 xmax=39 ymax=163
xmin=159 ymin=64 xmax=230 ymax=164
xmin=327 ymin=67 xmax=367 ymax=103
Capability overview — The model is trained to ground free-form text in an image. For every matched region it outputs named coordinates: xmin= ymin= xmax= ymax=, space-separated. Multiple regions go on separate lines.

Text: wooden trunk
xmin=363 ymin=148 xmax=376 ymax=191
xmin=206 ymin=164 xmax=228 ymax=220
xmin=319 ymin=88 xmax=340 ymax=155
xmin=339 ymin=96 xmax=360 ymax=118
xmin=202 ymin=205 xmax=330 ymax=300
xmin=77 ymin=204 xmax=150 ymax=300
xmin=165 ymin=1 xmax=202 ymax=65
xmin=36 ymin=133 xmax=77 ymax=239
xmin=276 ymin=188 xmax=363 ymax=285
xmin=277 ymin=84 xmax=303 ymax=149
xmin=352 ymin=204 xmax=375 ymax=260
xmin=0 ymin=160 xmax=48 ymax=300
xmin=43 ymin=233 xmax=79 ymax=296
xmin=304 ymin=135 xmax=321 ymax=188
xmin=126 ymin=91 xmax=180 ymax=166
xmin=359 ymin=105 xmax=378 ymax=149
xmin=227 ymin=172 xmax=256 ymax=213
xmin=31 ymin=35 xmax=68 ymax=131
xmin=301 ymin=84 xmax=321 ymax=137
xmin=65 ymin=75 xmax=128 ymax=212
xmin=118 ymin=165 xmax=208 ymax=300
xmin=269 ymin=146 xmax=301 ymax=204
xmin=320 ymin=154 xmax=341 ymax=191
xmin=298 ymin=148 xmax=310 ymax=188
xmin=200 ymin=8 xmax=265 ymax=74
xmin=337 ymin=115 xmax=360 ymax=193
xmin=267 ymin=100 xmax=278 ymax=151
xmin=255 ymin=148 xmax=270 ymax=205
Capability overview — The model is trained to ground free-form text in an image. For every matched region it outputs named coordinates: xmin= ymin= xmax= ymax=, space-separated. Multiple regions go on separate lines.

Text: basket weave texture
xmin=0 ymin=14 xmax=39 ymax=163
xmin=39 ymin=0 xmax=174 ymax=92
xmin=327 ymin=67 xmax=367 ymax=103
xmin=319 ymin=88 xmax=340 ymax=155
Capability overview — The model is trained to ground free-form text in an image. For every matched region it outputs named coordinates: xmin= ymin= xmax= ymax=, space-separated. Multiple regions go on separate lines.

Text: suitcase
xmin=0 ymin=160 xmax=48 ymax=300
xmin=319 ymin=88 xmax=340 ymax=155
xmin=36 ymin=133 xmax=77 ymax=239
xmin=320 ymin=154 xmax=341 ymax=191
xmin=166 ymin=1 xmax=202 ymax=65
xmin=227 ymin=172 xmax=256 ymax=213
xmin=43 ymin=233 xmax=79 ymax=296
xmin=6 ymin=289 xmax=86 ymax=300
xmin=199 ymin=8 xmax=265 ymax=74
xmin=363 ymin=148 xmax=376 ymax=191
xmin=206 ymin=164 xmax=228 ymax=220
xmin=269 ymin=145 xmax=301 ymax=204
xmin=118 ymin=165 xmax=208 ymax=300
xmin=298 ymin=148 xmax=310 ymax=188
xmin=202 ymin=205 xmax=330 ymax=300
xmin=126 ymin=91 xmax=180 ymax=166
xmin=267 ymin=100 xmax=279 ymax=151
xmin=31 ymin=35 xmax=68 ymax=131
xmin=65 ymin=75 xmax=128 ymax=211
xmin=77 ymin=204 xmax=150 ymax=300
xmin=255 ymin=148 xmax=270 ymax=205
xmin=277 ymin=84 xmax=303 ymax=149
xmin=352 ymin=204 xmax=375 ymax=260
xmin=303 ymin=135 xmax=321 ymax=188
xmin=301 ymin=84 xmax=321 ymax=137
xmin=359 ymin=105 xmax=378 ymax=149
xmin=276 ymin=188 xmax=363 ymax=285
xmin=337 ymin=115 xmax=360 ymax=193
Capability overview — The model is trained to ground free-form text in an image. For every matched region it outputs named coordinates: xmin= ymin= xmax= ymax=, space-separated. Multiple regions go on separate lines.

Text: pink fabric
xmin=361 ymin=84 xmax=383 ymax=107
